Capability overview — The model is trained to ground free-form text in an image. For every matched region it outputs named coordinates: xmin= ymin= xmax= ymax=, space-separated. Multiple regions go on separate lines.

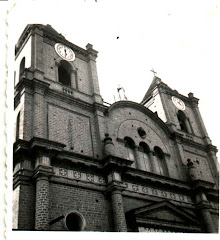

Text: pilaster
xmin=33 ymin=154 xmax=53 ymax=230
xmin=86 ymin=43 xmax=102 ymax=104
xmin=106 ymin=177 xmax=127 ymax=232
xmin=32 ymin=79 xmax=49 ymax=138
xmin=187 ymin=160 xmax=217 ymax=233
xmin=188 ymin=93 xmax=211 ymax=145
xmin=134 ymin=146 xmax=145 ymax=171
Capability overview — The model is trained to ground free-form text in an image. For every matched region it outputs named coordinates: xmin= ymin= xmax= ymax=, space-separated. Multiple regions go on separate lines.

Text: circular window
xmin=137 ymin=127 xmax=146 ymax=139
xmin=63 ymin=210 xmax=86 ymax=231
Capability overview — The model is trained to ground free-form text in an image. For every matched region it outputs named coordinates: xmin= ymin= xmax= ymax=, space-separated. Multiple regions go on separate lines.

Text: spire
xmin=140 ymin=75 xmax=162 ymax=104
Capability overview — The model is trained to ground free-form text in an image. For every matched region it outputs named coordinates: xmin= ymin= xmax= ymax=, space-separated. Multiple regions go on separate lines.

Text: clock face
xmin=55 ymin=43 xmax=75 ymax=61
xmin=172 ymin=96 xmax=185 ymax=111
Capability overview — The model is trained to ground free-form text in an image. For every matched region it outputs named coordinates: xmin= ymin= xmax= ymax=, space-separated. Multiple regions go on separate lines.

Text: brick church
xmin=13 ymin=24 xmax=219 ymax=232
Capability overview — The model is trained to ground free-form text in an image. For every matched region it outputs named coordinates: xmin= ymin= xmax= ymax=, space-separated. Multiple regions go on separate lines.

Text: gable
xmin=139 ymin=208 xmax=185 ymax=223
xmin=126 ymin=200 xmax=201 ymax=232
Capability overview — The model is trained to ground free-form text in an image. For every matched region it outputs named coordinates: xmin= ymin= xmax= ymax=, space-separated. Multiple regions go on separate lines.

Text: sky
xmin=8 ymin=0 xmax=220 ymax=151
xmin=1 ymin=0 xmax=220 ymax=239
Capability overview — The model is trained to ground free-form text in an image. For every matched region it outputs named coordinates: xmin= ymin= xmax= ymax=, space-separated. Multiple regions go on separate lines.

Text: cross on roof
xmin=151 ymin=68 xmax=157 ymax=76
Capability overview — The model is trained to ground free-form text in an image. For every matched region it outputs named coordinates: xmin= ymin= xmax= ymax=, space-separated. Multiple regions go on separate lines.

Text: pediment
xmin=128 ymin=200 xmax=200 ymax=226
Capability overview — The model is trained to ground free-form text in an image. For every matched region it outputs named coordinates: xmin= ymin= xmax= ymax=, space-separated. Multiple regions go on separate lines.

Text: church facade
xmin=13 ymin=24 xmax=219 ymax=232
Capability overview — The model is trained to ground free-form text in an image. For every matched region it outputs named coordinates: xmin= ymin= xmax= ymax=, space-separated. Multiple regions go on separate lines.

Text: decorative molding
xmin=53 ymin=166 xmax=106 ymax=186
xmin=124 ymin=182 xmax=193 ymax=204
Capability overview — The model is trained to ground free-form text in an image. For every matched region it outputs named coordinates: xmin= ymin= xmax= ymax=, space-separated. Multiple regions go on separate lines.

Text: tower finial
xmin=150 ymin=68 xmax=157 ymax=77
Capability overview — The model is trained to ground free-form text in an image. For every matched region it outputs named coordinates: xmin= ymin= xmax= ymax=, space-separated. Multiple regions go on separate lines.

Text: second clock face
xmin=172 ymin=96 xmax=185 ymax=111
xmin=55 ymin=43 xmax=75 ymax=61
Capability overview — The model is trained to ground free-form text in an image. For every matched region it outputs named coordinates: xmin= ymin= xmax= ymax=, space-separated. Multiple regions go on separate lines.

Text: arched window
xmin=124 ymin=137 xmax=135 ymax=162
xmin=139 ymin=142 xmax=151 ymax=172
xmin=58 ymin=60 xmax=72 ymax=87
xmin=154 ymin=146 xmax=168 ymax=176
xmin=16 ymin=112 xmax=20 ymax=140
xmin=19 ymin=57 xmax=25 ymax=80
xmin=177 ymin=110 xmax=191 ymax=133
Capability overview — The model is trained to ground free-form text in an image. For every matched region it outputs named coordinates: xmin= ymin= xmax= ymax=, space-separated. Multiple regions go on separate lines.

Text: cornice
xmin=124 ymin=167 xmax=191 ymax=191
xmin=171 ymin=132 xmax=211 ymax=152
xmin=15 ymin=24 xmax=90 ymax=61
xmin=46 ymin=89 xmax=94 ymax=112
xmin=13 ymin=139 xmax=218 ymax=195
xmin=14 ymin=77 xmax=96 ymax=113
xmin=92 ymin=102 xmax=108 ymax=113
xmin=206 ymin=144 xmax=218 ymax=153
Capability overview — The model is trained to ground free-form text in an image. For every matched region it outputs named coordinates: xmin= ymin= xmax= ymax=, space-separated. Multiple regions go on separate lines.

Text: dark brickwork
xmin=13 ymin=183 xmax=35 ymax=230
xmin=35 ymin=177 xmax=50 ymax=230
xmin=49 ymin=183 xmax=110 ymax=231
xmin=111 ymin=191 xmax=127 ymax=232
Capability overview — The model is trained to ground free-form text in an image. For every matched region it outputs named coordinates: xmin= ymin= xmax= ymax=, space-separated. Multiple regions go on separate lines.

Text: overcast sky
xmin=1 ymin=1 xmax=219 ymax=239
xmin=8 ymin=0 xmax=220 ymax=153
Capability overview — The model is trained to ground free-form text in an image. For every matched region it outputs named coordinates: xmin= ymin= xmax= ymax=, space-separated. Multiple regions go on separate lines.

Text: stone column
xmin=33 ymin=155 xmax=53 ymax=230
xmin=111 ymin=189 xmax=127 ymax=232
xmin=106 ymin=170 xmax=127 ymax=232
xmin=134 ymin=146 xmax=145 ymax=171
xmin=148 ymin=151 xmax=157 ymax=173
xmin=185 ymin=119 xmax=192 ymax=134
xmin=70 ymin=71 xmax=77 ymax=89
xmin=35 ymin=174 xmax=50 ymax=230
xmin=187 ymin=161 xmax=216 ymax=233
xmin=199 ymin=205 xmax=215 ymax=233
xmin=195 ymin=192 xmax=215 ymax=233
xmin=163 ymin=153 xmax=170 ymax=177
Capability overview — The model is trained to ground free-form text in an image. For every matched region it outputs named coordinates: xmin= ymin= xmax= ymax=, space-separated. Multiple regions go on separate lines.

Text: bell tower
xmin=141 ymin=76 xmax=212 ymax=144
xmin=13 ymin=24 xmax=107 ymax=230
xmin=141 ymin=75 xmax=219 ymax=187
xmin=15 ymin=24 xmax=102 ymax=104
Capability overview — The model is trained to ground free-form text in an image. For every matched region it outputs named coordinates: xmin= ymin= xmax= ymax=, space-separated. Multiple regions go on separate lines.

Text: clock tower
xmin=141 ymin=76 xmax=219 ymax=186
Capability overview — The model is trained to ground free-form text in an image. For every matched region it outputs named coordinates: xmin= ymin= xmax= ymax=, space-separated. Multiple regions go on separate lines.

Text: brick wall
xmin=13 ymin=183 xmax=35 ymax=230
xmin=48 ymin=104 xmax=93 ymax=156
xmin=35 ymin=178 xmax=50 ymax=230
xmin=106 ymin=105 xmax=180 ymax=179
xmin=23 ymin=92 xmax=33 ymax=140
xmin=210 ymin=212 xmax=219 ymax=232
xmin=49 ymin=183 xmax=110 ymax=231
